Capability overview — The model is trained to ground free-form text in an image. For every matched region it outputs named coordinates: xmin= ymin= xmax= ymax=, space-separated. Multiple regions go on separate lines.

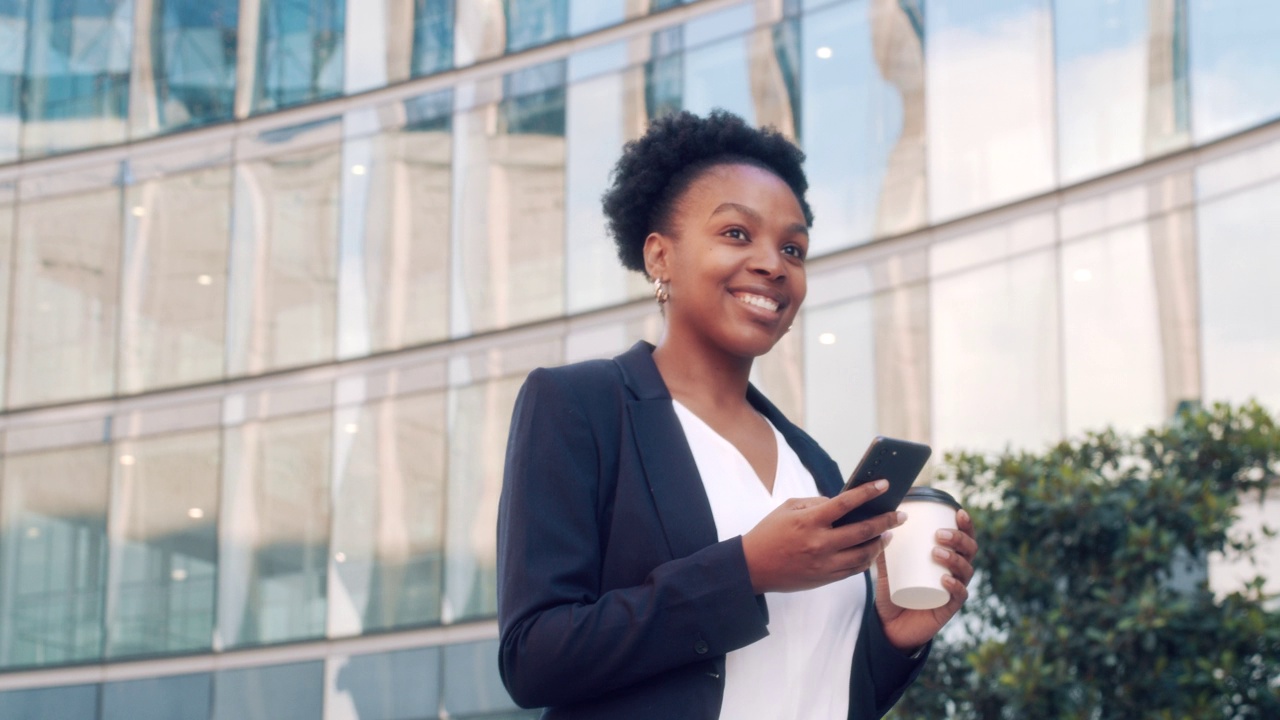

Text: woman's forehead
xmin=676 ymin=163 xmax=805 ymax=220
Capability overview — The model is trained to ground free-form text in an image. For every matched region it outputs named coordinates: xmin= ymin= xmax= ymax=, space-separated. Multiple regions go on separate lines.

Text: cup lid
xmin=904 ymin=486 xmax=961 ymax=509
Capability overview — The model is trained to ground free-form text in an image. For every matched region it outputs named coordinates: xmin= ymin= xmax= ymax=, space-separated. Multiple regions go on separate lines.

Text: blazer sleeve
xmin=849 ymin=572 xmax=932 ymax=719
xmin=497 ymin=368 xmax=770 ymax=709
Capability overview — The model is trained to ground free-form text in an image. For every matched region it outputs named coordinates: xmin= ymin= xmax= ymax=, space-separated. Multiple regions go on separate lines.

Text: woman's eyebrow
xmin=707 ymin=202 xmax=808 ymax=235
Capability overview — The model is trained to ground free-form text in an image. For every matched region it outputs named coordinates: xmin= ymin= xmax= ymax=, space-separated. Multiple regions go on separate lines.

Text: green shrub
xmin=891 ymin=402 xmax=1280 ymax=720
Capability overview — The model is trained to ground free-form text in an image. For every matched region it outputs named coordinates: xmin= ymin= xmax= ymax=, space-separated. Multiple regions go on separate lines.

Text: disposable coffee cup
xmin=883 ymin=487 xmax=961 ymax=610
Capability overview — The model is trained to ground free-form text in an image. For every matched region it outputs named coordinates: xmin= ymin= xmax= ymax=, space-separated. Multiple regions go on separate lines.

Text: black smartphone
xmin=831 ymin=436 xmax=932 ymax=527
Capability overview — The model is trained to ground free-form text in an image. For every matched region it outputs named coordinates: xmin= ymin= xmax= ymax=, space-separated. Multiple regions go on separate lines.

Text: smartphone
xmin=831 ymin=436 xmax=932 ymax=527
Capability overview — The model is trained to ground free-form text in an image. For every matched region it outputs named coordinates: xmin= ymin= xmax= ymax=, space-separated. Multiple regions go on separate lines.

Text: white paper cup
xmin=884 ymin=487 xmax=961 ymax=610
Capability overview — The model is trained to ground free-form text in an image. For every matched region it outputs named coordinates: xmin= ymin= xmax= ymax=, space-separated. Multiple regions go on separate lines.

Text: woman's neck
xmin=651 ymin=327 xmax=754 ymax=412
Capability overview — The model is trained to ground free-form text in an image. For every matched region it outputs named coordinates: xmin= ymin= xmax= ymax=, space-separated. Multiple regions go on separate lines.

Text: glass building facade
xmin=0 ymin=0 xmax=1277 ymax=716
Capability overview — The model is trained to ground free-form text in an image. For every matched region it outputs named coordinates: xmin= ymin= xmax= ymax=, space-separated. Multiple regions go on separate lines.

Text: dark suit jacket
xmin=497 ymin=342 xmax=926 ymax=719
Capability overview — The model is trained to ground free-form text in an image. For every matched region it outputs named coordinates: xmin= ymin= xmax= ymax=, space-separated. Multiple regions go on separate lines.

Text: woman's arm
xmin=496 ymin=368 xmax=769 ymax=709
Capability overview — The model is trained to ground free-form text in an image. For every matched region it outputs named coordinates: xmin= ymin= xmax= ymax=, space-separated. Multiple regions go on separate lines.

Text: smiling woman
xmin=496 ymin=110 xmax=978 ymax=719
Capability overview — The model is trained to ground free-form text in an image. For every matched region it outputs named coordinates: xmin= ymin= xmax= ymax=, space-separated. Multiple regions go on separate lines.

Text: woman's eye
xmin=783 ymin=244 xmax=806 ymax=260
xmin=725 ymin=228 xmax=748 ymax=241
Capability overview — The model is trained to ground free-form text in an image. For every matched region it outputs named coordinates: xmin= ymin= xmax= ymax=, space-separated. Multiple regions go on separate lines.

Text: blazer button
xmin=694 ymin=640 xmax=709 ymax=654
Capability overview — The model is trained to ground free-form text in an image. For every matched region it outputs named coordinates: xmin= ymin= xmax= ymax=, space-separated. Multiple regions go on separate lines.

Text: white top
xmin=672 ymin=400 xmax=866 ymax=720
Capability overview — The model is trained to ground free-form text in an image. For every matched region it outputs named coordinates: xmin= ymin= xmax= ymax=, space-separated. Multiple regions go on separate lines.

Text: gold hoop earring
xmin=653 ymin=278 xmax=669 ymax=306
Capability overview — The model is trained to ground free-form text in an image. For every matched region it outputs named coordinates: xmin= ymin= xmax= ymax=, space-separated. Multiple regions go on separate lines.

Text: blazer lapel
xmin=746 ymin=384 xmax=845 ymax=498
xmin=614 ymin=342 xmax=719 ymax=559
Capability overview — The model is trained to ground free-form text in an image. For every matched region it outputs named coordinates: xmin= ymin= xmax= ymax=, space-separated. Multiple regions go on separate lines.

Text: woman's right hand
xmin=740 ymin=480 xmax=905 ymax=594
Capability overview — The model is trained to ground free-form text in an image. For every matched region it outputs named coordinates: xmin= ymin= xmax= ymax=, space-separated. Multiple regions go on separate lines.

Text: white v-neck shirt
xmin=671 ymin=400 xmax=866 ymax=720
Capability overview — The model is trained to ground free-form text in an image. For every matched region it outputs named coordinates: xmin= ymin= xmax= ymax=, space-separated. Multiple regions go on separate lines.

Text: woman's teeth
xmin=736 ymin=293 xmax=779 ymax=312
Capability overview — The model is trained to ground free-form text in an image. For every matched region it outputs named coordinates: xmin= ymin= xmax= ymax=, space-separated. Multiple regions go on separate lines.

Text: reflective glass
xmin=1055 ymin=0 xmax=1190 ymax=184
xmin=252 ymin=0 xmax=345 ymax=113
xmin=801 ymin=0 xmax=926 ymax=255
xmin=213 ymin=661 xmax=324 ymax=720
xmin=0 ymin=189 xmax=13 ymax=408
xmin=1197 ymin=178 xmax=1280 ymax=410
xmin=229 ymin=138 xmax=340 ymax=376
xmin=340 ymin=93 xmax=452 ymax=357
xmin=1188 ymin=0 xmax=1280 ymax=142
xmin=21 ymin=0 xmax=133 ymax=157
xmin=0 ymin=445 xmax=111 ymax=668
xmin=444 ymin=375 xmax=523 ymax=622
xmin=9 ymin=183 xmax=121 ymax=407
xmin=102 ymin=672 xmax=212 ymax=720
xmin=218 ymin=412 xmax=331 ymax=648
xmin=329 ymin=392 xmax=446 ymax=635
xmin=413 ymin=0 xmax=455 ymax=76
xmin=505 ymin=0 xmax=568 ymax=53
xmin=564 ymin=59 xmax=649 ymax=313
xmin=930 ymin=231 xmax=1061 ymax=453
xmin=1060 ymin=225 xmax=1168 ymax=436
xmin=106 ymin=430 xmax=219 ymax=658
xmin=0 ymin=684 xmax=99 ymax=719
xmin=926 ymin=0 xmax=1056 ymax=221
xmin=443 ymin=639 xmax=535 ymax=718
xmin=327 ymin=647 xmax=441 ymax=719
xmin=644 ymin=26 xmax=683 ymax=120
xmin=454 ymin=0 xmax=506 ymax=67
xmin=452 ymin=65 xmax=565 ymax=337
xmin=0 ymin=2 xmax=24 ymax=162
xmin=133 ymin=0 xmax=239 ymax=136
xmin=569 ymin=0 xmax=627 ymax=34
xmin=682 ymin=10 xmax=801 ymax=134
xmin=120 ymin=165 xmax=230 ymax=393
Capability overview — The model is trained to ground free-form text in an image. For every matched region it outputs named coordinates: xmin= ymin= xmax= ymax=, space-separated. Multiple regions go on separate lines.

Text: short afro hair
xmin=601 ymin=109 xmax=813 ymax=275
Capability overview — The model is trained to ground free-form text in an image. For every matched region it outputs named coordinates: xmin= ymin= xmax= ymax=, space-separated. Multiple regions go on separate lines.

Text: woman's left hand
xmin=874 ymin=508 xmax=978 ymax=653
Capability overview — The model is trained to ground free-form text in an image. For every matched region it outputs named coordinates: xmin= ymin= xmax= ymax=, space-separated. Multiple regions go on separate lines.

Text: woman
xmin=497 ymin=110 xmax=977 ymax=719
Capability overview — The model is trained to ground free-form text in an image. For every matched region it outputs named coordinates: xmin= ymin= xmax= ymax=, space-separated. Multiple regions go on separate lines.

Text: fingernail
xmin=959 ymin=509 xmax=970 ymax=523
xmin=933 ymin=547 xmax=951 ymax=561
xmin=895 ymin=511 xmax=908 ymax=525
xmin=874 ymin=479 xmax=889 ymax=491
xmin=937 ymin=529 xmax=954 ymax=542
xmin=881 ymin=530 xmax=894 ymax=547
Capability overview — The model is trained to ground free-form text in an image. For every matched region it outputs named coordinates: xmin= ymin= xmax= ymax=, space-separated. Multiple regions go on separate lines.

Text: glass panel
xmin=218 ymin=412 xmax=331 ymax=648
xmin=564 ymin=59 xmax=649 ymax=313
xmin=9 ymin=183 xmax=121 ymax=408
xmin=645 ymin=26 xmax=683 ymax=120
xmin=413 ymin=0 xmax=455 ymax=76
xmin=106 ymin=430 xmax=219 ymax=658
xmin=805 ymin=296 xmax=877 ymax=474
xmin=1060 ymin=225 xmax=1168 ymax=435
xmin=1197 ymin=178 xmax=1280 ymax=410
xmin=930 ymin=244 xmax=1061 ymax=453
xmin=1188 ymin=0 xmax=1280 ymax=142
xmin=569 ymin=0 xmax=627 ymax=35
xmin=134 ymin=0 xmax=240 ymax=137
xmin=327 ymin=647 xmax=441 ymax=720
xmin=120 ymin=165 xmax=230 ymax=393
xmin=504 ymin=0 xmax=568 ymax=53
xmin=926 ymin=0 xmax=1056 ymax=221
xmin=684 ymin=12 xmax=800 ymax=137
xmin=0 ymin=684 xmax=99 ymax=719
xmin=444 ymin=375 xmax=522 ymax=622
xmin=102 ymin=673 xmax=212 ymax=720
xmin=452 ymin=64 xmax=566 ymax=336
xmin=0 ymin=189 xmax=14 ymax=409
xmin=0 ymin=2 xmax=25 ymax=162
xmin=252 ymin=0 xmax=345 ymax=113
xmin=21 ymin=0 xmax=133 ymax=157
xmin=340 ymin=92 xmax=452 ymax=357
xmin=329 ymin=392 xmax=446 ymax=635
xmin=0 ymin=445 xmax=111 ymax=668
xmin=801 ymin=0 xmax=926 ymax=255
xmin=1055 ymin=0 xmax=1190 ymax=184
xmin=229 ymin=139 xmax=341 ymax=376
xmin=213 ymin=661 xmax=324 ymax=720
xmin=442 ymin=639 xmax=533 ymax=718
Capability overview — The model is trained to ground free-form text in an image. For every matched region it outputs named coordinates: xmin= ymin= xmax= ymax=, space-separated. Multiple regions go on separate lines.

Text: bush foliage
xmin=891 ymin=401 xmax=1280 ymax=719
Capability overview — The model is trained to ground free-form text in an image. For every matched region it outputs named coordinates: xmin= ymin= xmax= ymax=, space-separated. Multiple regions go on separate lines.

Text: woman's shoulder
xmin=520 ymin=357 xmax=628 ymax=416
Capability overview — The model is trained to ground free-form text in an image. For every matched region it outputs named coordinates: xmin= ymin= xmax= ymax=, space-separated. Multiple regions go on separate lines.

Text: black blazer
xmin=497 ymin=342 xmax=926 ymax=719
